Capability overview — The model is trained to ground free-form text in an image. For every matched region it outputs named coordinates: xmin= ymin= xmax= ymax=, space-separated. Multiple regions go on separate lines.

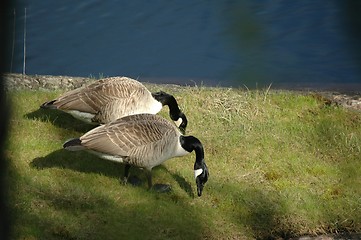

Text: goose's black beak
xmin=179 ymin=113 xmax=187 ymax=134
xmin=179 ymin=126 xmax=186 ymax=135
xmin=195 ymin=164 xmax=209 ymax=197
xmin=196 ymin=178 xmax=204 ymax=197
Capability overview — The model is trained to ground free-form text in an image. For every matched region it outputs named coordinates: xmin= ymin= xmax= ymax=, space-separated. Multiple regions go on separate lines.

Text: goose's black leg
xmin=120 ymin=164 xmax=142 ymax=186
xmin=146 ymin=170 xmax=153 ymax=190
xmin=120 ymin=164 xmax=131 ymax=185
xmin=147 ymin=170 xmax=172 ymax=193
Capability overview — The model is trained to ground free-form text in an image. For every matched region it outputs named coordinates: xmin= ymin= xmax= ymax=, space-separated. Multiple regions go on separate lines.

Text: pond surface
xmin=6 ymin=1 xmax=361 ymax=89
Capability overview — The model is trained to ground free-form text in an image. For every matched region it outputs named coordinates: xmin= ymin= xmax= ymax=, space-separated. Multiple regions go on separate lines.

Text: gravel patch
xmin=3 ymin=73 xmax=95 ymax=91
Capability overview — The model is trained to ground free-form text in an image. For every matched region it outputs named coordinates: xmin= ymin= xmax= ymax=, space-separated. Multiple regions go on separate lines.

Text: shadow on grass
xmin=171 ymin=172 xmax=195 ymax=198
xmin=24 ymin=108 xmax=95 ymax=132
xmin=238 ymin=188 xmax=292 ymax=240
xmin=211 ymin=182 xmax=292 ymax=240
xmin=30 ymin=149 xmax=121 ymax=178
xmin=308 ymin=111 xmax=361 ymax=233
xmin=9 ymin=159 xmax=204 ymax=240
xmin=30 ymin=149 xmax=194 ymax=196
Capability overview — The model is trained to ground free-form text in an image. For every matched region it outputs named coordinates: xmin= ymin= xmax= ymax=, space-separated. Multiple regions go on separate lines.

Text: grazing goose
xmin=41 ymin=77 xmax=188 ymax=133
xmin=63 ymin=113 xmax=209 ymax=196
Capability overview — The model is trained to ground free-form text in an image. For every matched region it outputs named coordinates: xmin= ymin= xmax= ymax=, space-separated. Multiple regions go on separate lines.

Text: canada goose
xmin=63 ymin=113 xmax=209 ymax=196
xmin=41 ymin=77 xmax=188 ymax=133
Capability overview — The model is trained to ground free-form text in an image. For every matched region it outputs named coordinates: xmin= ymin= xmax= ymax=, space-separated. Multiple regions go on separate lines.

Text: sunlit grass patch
xmin=5 ymin=86 xmax=361 ymax=239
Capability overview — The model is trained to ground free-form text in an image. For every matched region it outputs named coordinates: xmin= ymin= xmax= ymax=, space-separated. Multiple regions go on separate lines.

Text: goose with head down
xmin=41 ymin=77 xmax=188 ymax=133
xmin=63 ymin=113 xmax=209 ymax=196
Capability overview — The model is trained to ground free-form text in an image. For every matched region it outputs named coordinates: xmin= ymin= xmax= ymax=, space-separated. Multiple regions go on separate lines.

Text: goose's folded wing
xmin=79 ymin=114 xmax=175 ymax=156
xmin=53 ymin=77 xmax=149 ymax=113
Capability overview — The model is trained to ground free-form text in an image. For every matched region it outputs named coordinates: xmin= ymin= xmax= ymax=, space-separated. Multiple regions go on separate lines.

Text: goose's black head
xmin=152 ymin=91 xmax=188 ymax=134
xmin=176 ymin=112 xmax=188 ymax=134
xmin=180 ymin=135 xmax=209 ymax=197
xmin=194 ymin=161 xmax=209 ymax=197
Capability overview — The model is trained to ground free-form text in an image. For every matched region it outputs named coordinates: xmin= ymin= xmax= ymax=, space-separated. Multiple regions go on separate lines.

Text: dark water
xmin=5 ymin=1 xmax=361 ymax=89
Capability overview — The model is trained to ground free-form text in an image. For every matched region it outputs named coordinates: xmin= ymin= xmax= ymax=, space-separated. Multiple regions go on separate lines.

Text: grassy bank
xmin=4 ymin=85 xmax=361 ymax=239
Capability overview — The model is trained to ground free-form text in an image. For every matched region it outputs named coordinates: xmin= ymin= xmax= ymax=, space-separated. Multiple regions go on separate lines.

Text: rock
xmin=3 ymin=73 xmax=96 ymax=91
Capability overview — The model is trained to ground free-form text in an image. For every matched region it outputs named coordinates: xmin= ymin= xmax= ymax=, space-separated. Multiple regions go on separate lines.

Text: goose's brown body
xmin=63 ymin=114 xmax=209 ymax=196
xmin=76 ymin=114 xmax=188 ymax=169
xmin=42 ymin=77 xmax=162 ymax=124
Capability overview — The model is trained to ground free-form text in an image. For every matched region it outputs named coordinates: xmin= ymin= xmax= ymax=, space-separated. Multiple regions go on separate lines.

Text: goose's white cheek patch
xmin=174 ymin=118 xmax=182 ymax=128
xmin=194 ymin=169 xmax=203 ymax=179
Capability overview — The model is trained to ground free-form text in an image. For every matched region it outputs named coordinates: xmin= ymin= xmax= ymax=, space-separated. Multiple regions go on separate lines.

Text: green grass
xmin=5 ymin=85 xmax=361 ymax=239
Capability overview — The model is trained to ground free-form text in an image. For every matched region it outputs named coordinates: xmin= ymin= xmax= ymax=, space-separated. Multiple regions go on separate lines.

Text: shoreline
xmin=3 ymin=73 xmax=361 ymax=112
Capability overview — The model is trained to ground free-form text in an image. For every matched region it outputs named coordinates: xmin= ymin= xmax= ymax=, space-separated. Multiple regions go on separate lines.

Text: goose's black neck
xmin=152 ymin=91 xmax=182 ymax=121
xmin=181 ymin=135 xmax=209 ymax=197
xmin=180 ymin=136 xmax=204 ymax=165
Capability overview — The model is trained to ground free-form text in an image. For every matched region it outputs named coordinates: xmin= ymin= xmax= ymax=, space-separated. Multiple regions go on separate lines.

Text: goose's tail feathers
xmin=63 ymin=138 xmax=85 ymax=151
xmin=40 ymin=100 xmax=57 ymax=109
